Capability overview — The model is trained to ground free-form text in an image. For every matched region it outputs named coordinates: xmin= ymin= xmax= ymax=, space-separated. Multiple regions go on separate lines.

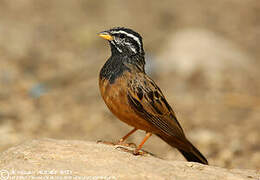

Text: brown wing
xmin=127 ymin=73 xmax=185 ymax=138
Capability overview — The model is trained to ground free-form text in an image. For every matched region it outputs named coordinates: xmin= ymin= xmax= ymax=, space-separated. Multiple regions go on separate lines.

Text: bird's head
xmin=99 ymin=27 xmax=144 ymax=57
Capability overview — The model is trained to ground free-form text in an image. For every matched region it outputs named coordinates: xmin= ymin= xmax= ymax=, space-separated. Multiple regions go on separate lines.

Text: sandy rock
xmin=0 ymin=139 xmax=258 ymax=180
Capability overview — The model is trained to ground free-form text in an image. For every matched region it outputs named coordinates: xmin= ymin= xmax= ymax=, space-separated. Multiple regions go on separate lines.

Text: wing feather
xmin=127 ymin=74 xmax=185 ymax=138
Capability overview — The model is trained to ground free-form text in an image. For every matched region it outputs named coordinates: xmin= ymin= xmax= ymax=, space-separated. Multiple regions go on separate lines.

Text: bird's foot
xmin=117 ymin=141 xmax=137 ymax=148
xmin=97 ymin=140 xmax=136 ymax=148
xmin=133 ymin=149 xmax=144 ymax=155
xmin=115 ymin=146 xmax=149 ymax=156
xmin=97 ymin=140 xmax=116 ymax=146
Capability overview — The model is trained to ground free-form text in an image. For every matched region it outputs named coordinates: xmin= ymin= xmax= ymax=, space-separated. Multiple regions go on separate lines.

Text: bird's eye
xmin=119 ymin=34 xmax=125 ymax=39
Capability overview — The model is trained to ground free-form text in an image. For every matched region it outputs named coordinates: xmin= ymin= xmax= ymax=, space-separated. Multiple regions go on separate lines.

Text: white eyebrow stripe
xmin=111 ymin=30 xmax=141 ymax=47
xmin=125 ymin=42 xmax=137 ymax=53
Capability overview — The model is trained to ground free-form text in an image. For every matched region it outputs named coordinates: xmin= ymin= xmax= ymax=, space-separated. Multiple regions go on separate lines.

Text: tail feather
xmin=157 ymin=134 xmax=208 ymax=165
xmin=178 ymin=144 xmax=208 ymax=165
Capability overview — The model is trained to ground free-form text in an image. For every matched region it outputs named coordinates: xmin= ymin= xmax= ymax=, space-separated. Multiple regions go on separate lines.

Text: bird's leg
xmin=97 ymin=128 xmax=137 ymax=147
xmin=116 ymin=132 xmax=153 ymax=156
xmin=117 ymin=128 xmax=137 ymax=147
xmin=133 ymin=132 xmax=152 ymax=155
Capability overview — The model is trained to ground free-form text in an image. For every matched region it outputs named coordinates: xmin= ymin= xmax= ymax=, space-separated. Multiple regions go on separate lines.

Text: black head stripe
xmin=109 ymin=27 xmax=143 ymax=53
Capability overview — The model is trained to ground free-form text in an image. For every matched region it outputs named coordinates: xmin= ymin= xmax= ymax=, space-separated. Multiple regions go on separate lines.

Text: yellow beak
xmin=98 ymin=32 xmax=113 ymax=41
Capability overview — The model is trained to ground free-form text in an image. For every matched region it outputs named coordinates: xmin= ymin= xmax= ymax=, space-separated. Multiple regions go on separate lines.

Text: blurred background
xmin=0 ymin=0 xmax=259 ymax=169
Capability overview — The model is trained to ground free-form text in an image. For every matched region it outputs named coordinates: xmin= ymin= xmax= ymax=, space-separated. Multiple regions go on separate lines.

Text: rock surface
xmin=0 ymin=139 xmax=258 ymax=180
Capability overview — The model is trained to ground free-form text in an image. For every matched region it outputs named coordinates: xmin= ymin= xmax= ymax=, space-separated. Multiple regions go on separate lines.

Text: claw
xmin=97 ymin=140 xmax=136 ymax=148
xmin=115 ymin=146 xmax=148 ymax=156
xmin=118 ymin=141 xmax=137 ymax=148
xmin=97 ymin=140 xmax=116 ymax=146
xmin=97 ymin=140 xmax=152 ymax=156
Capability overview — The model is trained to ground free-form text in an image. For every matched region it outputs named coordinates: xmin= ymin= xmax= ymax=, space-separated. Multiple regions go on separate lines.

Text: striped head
xmin=99 ymin=27 xmax=144 ymax=56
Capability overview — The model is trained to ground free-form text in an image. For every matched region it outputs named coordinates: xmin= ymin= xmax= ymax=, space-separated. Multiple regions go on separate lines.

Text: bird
xmin=98 ymin=27 xmax=208 ymax=165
